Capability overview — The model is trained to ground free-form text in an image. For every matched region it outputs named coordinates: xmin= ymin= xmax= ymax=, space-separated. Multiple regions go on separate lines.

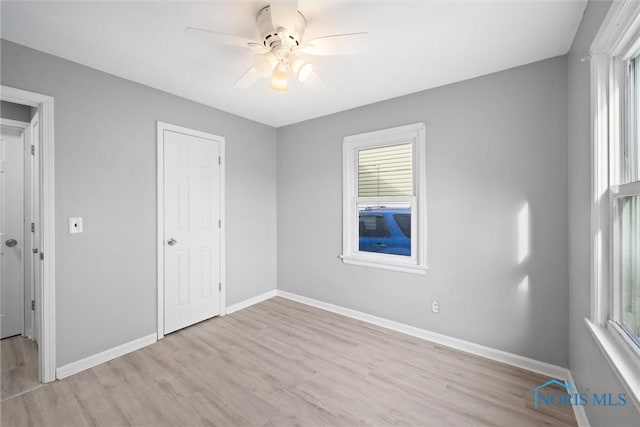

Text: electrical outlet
xmin=431 ymin=300 xmax=440 ymax=314
xmin=69 ymin=217 xmax=83 ymax=234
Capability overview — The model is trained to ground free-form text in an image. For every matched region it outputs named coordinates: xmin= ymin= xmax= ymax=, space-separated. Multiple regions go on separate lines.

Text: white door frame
xmin=0 ymin=118 xmax=30 ymax=339
xmin=26 ymin=112 xmax=40 ymax=342
xmin=156 ymin=121 xmax=226 ymax=340
xmin=1 ymin=85 xmax=56 ymax=383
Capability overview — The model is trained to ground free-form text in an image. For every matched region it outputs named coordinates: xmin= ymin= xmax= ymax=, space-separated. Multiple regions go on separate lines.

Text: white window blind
xmin=358 ymin=143 xmax=413 ymax=197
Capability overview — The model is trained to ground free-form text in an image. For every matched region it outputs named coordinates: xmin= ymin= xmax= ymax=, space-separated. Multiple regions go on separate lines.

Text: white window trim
xmin=589 ymin=0 xmax=640 ymax=411
xmin=341 ymin=122 xmax=428 ymax=275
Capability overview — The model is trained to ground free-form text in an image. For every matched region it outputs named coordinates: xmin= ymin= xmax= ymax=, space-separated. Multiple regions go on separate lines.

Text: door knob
xmin=167 ymin=238 xmax=177 ymax=246
xmin=5 ymin=239 xmax=17 ymax=247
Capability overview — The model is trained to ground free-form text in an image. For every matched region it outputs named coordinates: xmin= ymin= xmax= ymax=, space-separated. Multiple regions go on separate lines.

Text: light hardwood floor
xmin=1 ymin=335 xmax=40 ymax=402
xmin=1 ymin=297 xmax=577 ymax=426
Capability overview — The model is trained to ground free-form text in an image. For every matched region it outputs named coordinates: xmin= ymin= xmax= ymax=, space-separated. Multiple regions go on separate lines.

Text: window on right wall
xmin=614 ymin=54 xmax=640 ymax=347
xmin=589 ymin=0 xmax=640 ymax=409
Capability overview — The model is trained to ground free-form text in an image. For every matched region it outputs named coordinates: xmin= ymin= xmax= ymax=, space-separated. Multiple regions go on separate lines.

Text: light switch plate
xmin=69 ymin=217 xmax=83 ymax=234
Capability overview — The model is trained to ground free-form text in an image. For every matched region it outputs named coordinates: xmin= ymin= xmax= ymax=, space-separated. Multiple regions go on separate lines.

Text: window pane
xmin=620 ymin=195 xmax=640 ymax=343
xmin=627 ymin=56 xmax=640 ymax=183
xmin=358 ymin=203 xmax=411 ymax=256
xmin=358 ymin=143 xmax=413 ymax=197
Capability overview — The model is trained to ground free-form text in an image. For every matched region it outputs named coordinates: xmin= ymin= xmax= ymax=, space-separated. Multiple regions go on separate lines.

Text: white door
xmin=1 ymin=124 xmax=25 ymax=339
xmin=163 ymin=128 xmax=221 ymax=334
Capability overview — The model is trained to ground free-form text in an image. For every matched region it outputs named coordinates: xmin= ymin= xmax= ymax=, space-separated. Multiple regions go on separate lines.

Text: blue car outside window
xmin=358 ymin=208 xmax=411 ymax=256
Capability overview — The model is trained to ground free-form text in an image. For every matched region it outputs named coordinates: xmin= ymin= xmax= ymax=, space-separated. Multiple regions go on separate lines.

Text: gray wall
xmin=568 ymin=1 xmax=640 ymax=425
xmin=277 ymin=56 xmax=569 ymax=366
xmin=1 ymin=100 xmax=32 ymax=121
xmin=0 ymin=39 xmax=277 ymax=367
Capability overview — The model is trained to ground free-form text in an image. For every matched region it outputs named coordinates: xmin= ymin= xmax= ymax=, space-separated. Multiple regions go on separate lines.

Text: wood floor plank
xmin=1 ymin=336 xmax=40 ymax=401
xmin=1 ymin=297 xmax=577 ymax=426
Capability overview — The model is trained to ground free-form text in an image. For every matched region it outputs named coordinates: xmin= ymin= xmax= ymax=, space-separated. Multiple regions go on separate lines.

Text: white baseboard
xmin=566 ymin=371 xmax=591 ymax=427
xmin=226 ymin=289 xmax=277 ymax=315
xmin=56 ymin=289 xmax=273 ymax=381
xmin=56 ymin=333 xmax=157 ymax=379
xmin=276 ymin=290 xmax=569 ymax=381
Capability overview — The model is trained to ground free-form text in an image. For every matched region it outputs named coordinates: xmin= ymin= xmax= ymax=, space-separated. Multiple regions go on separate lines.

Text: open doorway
xmin=0 ymin=86 xmax=56 ymax=388
xmin=1 ymin=102 xmax=41 ymax=400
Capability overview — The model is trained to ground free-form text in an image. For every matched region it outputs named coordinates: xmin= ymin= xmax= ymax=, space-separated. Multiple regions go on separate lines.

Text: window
xmin=589 ymin=0 xmax=640 ymax=408
xmin=594 ymin=37 xmax=640 ymax=349
xmin=613 ymin=54 xmax=640 ymax=347
xmin=341 ymin=123 xmax=427 ymax=274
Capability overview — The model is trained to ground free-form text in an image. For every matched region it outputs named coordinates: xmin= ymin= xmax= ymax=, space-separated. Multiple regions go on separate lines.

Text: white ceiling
xmin=1 ymin=1 xmax=587 ymax=127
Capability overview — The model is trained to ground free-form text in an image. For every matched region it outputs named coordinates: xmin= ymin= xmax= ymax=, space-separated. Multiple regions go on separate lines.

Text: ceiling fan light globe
xmin=253 ymin=52 xmax=278 ymax=78
xmin=269 ymin=69 xmax=288 ymax=92
xmin=297 ymin=62 xmax=313 ymax=82
xmin=289 ymin=57 xmax=313 ymax=82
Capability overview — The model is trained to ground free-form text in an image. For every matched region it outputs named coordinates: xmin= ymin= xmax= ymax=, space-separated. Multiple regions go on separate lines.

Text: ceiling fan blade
xmin=270 ymin=1 xmax=299 ymax=31
xmin=234 ymin=67 xmax=261 ymax=89
xmin=185 ymin=27 xmax=263 ymax=50
xmin=300 ymin=33 xmax=370 ymax=56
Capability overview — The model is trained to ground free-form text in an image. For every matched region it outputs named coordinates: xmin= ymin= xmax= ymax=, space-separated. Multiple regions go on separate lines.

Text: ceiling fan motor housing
xmin=257 ymin=5 xmax=306 ymax=57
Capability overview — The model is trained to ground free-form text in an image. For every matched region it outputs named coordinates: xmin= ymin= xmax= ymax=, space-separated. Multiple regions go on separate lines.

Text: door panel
xmin=163 ymin=130 xmax=220 ymax=334
xmin=1 ymin=125 xmax=25 ymax=339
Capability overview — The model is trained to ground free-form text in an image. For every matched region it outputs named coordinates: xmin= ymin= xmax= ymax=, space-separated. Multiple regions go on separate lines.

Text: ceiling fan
xmin=186 ymin=0 xmax=370 ymax=92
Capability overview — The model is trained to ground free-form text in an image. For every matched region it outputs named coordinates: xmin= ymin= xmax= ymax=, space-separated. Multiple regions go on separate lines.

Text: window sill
xmin=584 ymin=318 xmax=640 ymax=411
xmin=340 ymin=255 xmax=428 ymax=275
